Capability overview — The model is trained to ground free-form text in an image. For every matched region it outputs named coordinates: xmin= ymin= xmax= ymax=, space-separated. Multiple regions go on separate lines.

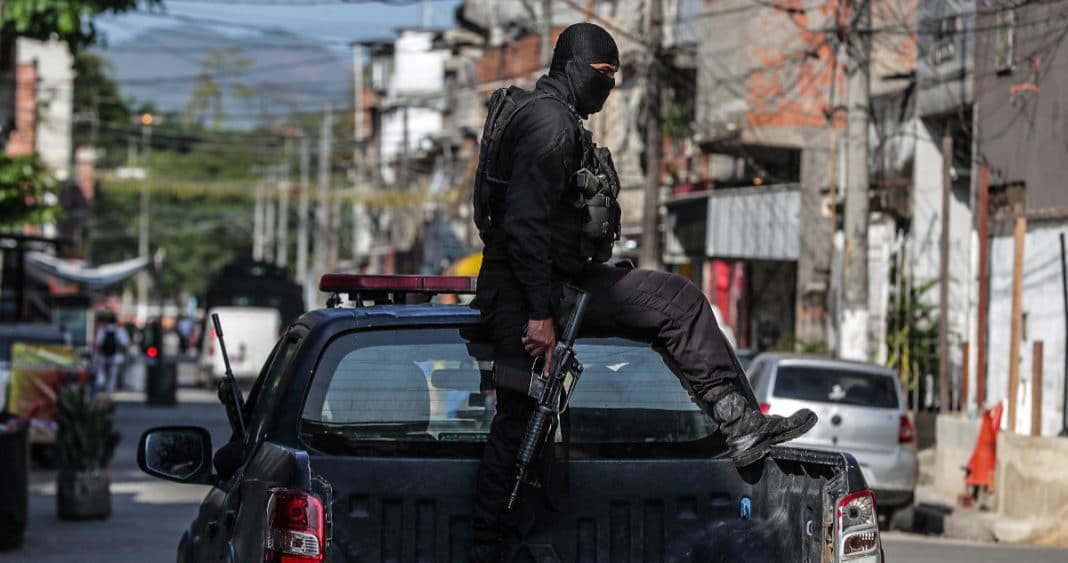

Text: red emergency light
xmin=319 ymin=274 xmax=476 ymax=294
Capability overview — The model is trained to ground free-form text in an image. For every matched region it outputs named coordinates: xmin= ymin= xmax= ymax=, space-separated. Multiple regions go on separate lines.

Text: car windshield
xmin=301 ymin=327 xmax=716 ymax=449
xmin=772 ymin=365 xmax=899 ymax=409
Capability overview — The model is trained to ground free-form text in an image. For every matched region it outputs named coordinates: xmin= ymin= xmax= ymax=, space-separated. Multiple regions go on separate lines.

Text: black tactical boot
xmin=707 ymin=389 xmax=818 ymax=467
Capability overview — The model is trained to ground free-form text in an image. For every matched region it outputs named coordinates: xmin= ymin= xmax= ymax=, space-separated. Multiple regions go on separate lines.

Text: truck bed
xmin=311 ymin=446 xmax=850 ymax=563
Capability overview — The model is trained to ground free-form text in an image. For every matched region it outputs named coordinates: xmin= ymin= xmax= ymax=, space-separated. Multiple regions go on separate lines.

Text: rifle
xmin=506 ymin=290 xmax=590 ymax=511
xmin=211 ymin=313 xmax=246 ymax=440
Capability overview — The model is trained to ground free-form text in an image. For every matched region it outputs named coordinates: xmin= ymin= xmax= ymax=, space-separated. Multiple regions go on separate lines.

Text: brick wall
xmin=475 ymin=32 xmax=555 ymax=84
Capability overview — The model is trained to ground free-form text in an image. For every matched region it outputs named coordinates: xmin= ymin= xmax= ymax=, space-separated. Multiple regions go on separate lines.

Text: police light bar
xmin=319 ymin=274 xmax=476 ymax=294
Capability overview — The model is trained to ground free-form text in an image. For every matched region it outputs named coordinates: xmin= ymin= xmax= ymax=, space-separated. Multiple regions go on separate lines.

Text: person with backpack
xmin=93 ymin=312 xmax=130 ymax=394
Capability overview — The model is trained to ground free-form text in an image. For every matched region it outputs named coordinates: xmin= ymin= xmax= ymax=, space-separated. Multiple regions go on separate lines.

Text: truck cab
xmin=138 ymin=274 xmax=883 ymax=563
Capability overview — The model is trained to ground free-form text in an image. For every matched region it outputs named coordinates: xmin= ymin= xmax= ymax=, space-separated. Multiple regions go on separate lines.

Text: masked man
xmin=469 ymin=23 xmax=817 ymax=561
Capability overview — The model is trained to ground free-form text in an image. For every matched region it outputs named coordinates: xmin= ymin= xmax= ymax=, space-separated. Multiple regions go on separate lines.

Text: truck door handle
xmin=831 ymin=414 xmax=842 ymax=426
xmin=206 ymin=521 xmax=219 ymax=539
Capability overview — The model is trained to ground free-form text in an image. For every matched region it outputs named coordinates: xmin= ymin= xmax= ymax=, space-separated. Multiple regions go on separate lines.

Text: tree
xmin=1 ymin=0 xmax=160 ymax=52
xmin=185 ymin=46 xmax=254 ymax=130
xmin=0 ymin=153 xmax=60 ymax=229
xmin=72 ymin=51 xmax=132 ymax=167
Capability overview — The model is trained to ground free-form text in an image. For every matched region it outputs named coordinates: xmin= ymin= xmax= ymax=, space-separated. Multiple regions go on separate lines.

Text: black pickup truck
xmin=138 ymin=275 xmax=883 ymax=563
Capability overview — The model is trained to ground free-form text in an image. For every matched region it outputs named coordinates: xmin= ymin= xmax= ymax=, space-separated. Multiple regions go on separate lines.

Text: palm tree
xmin=185 ymin=46 xmax=254 ymax=130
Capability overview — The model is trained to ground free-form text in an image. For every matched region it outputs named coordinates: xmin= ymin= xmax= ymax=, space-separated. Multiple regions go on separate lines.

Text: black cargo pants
xmin=469 ymin=262 xmax=748 ymax=560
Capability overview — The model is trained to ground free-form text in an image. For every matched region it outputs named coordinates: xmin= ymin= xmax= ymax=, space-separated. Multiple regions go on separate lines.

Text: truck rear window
xmin=772 ymin=365 xmax=899 ymax=409
xmin=301 ymin=327 xmax=715 ymax=449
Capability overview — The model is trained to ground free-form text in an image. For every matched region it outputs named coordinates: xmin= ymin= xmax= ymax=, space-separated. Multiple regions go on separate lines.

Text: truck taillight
xmin=759 ymin=402 xmax=771 ymax=415
xmin=836 ymin=489 xmax=880 ymax=561
xmin=898 ymin=415 xmax=915 ymax=444
xmin=265 ymin=488 xmax=323 ymax=563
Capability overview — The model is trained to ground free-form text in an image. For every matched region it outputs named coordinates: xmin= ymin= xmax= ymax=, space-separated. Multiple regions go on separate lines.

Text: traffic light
xmin=141 ymin=321 xmax=162 ymax=361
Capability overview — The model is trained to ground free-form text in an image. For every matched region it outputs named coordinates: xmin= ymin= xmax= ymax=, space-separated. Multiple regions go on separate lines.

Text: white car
xmin=747 ymin=353 xmax=918 ymax=524
xmin=199 ymin=307 xmax=282 ymax=384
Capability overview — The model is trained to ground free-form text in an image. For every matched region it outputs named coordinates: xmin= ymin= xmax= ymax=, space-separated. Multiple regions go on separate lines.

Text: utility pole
xmin=253 ymin=176 xmax=265 ymax=261
xmin=840 ymin=0 xmax=872 ymax=361
xmin=315 ymin=103 xmax=333 ymax=277
xmin=1007 ymin=205 xmax=1026 ymax=433
xmin=296 ymin=133 xmax=311 ymax=288
xmin=276 ymin=137 xmax=293 ymax=267
xmin=639 ymin=0 xmax=663 ymax=270
xmin=400 ymin=105 xmax=410 ymax=190
xmin=352 ymin=42 xmax=366 ymax=267
xmin=137 ymin=115 xmax=153 ymax=323
xmin=541 ymin=0 xmax=554 ymax=66
xmin=264 ymin=166 xmax=277 ymax=264
xmin=976 ymin=166 xmax=990 ymax=409
xmin=1059 ymin=232 xmax=1068 ymax=436
xmin=939 ymin=130 xmax=953 ymax=412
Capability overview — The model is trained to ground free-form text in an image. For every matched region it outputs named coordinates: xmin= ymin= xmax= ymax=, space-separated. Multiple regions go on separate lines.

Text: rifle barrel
xmin=560 ymin=292 xmax=590 ymax=343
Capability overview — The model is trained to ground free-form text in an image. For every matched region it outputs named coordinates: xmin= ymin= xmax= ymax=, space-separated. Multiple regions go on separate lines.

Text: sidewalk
xmin=912 ymin=440 xmax=1068 ymax=549
xmin=0 ymin=389 xmax=230 ymax=563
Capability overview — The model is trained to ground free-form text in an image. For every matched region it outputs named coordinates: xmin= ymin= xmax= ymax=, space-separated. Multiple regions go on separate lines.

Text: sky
xmin=95 ymin=0 xmax=462 ymax=52
xmin=91 ymin=0 xmax=463 ymax=127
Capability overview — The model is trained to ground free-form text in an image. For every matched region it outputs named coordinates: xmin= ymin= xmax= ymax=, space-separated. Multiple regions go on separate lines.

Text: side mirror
xmin=137 ymin=426 xmax=214 ymax=485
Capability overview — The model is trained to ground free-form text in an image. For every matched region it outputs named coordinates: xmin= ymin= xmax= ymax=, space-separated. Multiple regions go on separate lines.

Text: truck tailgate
xmin=313 ymin=447 xmax=847 ymax=563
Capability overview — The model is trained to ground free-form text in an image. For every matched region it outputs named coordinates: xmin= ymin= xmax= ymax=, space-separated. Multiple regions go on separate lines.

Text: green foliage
xmin=886 ymin=273 xmax=940 ymax=399
xmin=55 ymin=385 xmax=119 ymax=471
xmin=1 ymin=0 xmax=160 ymax=51
xmin=73 ymin=52 xmax=130 ymax=123
xmin=662 ymin=99 xmax=694 ymax=141
xmin=72 ymin=51 xmax=131 ymax=150
xmin=0 ymin=153 xmax=61 ymax=228
xmin=91 ymin=181 xmax=255 ymax=301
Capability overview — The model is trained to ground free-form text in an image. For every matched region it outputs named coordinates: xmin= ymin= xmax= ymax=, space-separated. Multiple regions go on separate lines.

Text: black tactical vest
xmin=473 ymin=86 xmax=621 ymax=263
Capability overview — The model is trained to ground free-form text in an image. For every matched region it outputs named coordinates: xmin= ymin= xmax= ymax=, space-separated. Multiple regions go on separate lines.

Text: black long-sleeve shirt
xmin=483 ymin=76 xmax=587 ymax=320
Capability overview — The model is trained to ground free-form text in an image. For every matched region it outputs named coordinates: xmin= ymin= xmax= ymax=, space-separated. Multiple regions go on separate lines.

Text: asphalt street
xmin=2 ymin=384 xmax=1066 ymax=562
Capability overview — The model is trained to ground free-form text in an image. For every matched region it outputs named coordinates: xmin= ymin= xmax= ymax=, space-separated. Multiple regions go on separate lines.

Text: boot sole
xmin=728 ymin=412 xmax=819 ymax=468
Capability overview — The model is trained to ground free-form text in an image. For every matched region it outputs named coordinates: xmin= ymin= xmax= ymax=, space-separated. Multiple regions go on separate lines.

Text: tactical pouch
xmin=578 ymin=192 xmax=621 ymax=263
xmin=573 ymin=143 xmax=622 ymax=263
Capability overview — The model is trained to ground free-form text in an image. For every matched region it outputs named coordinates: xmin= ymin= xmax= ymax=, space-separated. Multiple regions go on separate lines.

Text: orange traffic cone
xmin=965 ymin=403 xmax=1003 ymax=491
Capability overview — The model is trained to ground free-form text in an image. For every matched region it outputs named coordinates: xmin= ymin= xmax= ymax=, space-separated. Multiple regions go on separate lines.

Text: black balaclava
xmin=549 ymin=23 xmax=619 ymax=117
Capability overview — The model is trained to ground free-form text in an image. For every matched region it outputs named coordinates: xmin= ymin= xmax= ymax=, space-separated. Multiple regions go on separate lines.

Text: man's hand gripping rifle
xmin=506 ymin=290 xmax=590 ymax=511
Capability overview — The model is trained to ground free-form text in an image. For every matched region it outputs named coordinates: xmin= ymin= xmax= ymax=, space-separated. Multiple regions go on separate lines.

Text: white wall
xmin=378 ymin=30 xmax=450 ymax=182
xmin=379 ymin=107 xmax=443 ymax=168
xmin=17 ymin=37 xmax=73 ymax=180
xmin=987 ymin=223 xmax=1068 ymax=436
xmin=390 ymin=32 xmax=447 ymax=96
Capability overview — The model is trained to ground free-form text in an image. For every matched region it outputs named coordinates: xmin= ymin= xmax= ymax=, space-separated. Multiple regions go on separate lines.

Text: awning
xmin=24 ymin=251 xmax=150 ymax=291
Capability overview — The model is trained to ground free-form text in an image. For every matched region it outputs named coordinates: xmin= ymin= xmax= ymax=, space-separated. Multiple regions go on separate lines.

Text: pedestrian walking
xmin=93 ymin=312 xmax=130 ymax=394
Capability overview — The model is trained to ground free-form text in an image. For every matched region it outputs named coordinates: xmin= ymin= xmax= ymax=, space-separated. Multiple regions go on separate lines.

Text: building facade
xmin=974 ymin=0 xmax=1068 ymax=435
